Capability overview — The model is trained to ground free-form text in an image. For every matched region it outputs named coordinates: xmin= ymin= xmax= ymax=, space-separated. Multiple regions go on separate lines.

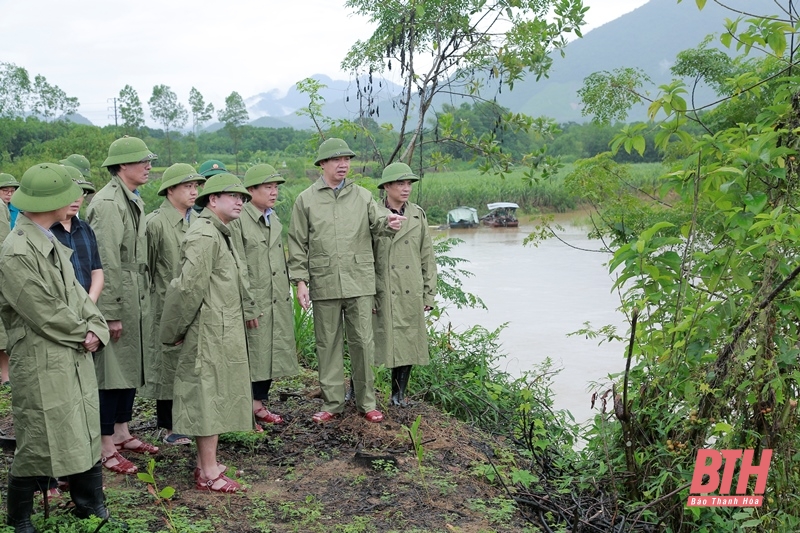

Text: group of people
xmin=0 ymin=135 xmax=437 ymax=531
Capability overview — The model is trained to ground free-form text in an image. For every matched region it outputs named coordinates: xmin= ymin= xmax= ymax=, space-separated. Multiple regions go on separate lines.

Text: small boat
xmin=447 ymin=206 xmax=479 ymax=228
xmin=481 ymin=202 xmax=519 ymax=227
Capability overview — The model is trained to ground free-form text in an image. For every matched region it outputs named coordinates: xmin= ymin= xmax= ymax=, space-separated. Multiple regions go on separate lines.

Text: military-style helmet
xmin=314 ymin=138 xmax=356 ymax=166
xmin=198 ymin=159 xmax=228 ymax=177
xmin=11 ymin=163 xmax=82 ymax=213
xmin=378 ymin=162 xmax=420 ymax=189
xmin=59 ymin=154 xmax=91 ymax=178
xmin=243 ymin=164 xmax=285 ymax=188
xmin=0 ymin=173 xmax=19 ymax=189
xmin=195 ymin=173 xmax=251 ymax=207
xmin=101 ymin=136 xmax=157 ymax=167
xmin=61 ymin=165 xmax=96 ymax=193
xmin=158 ymin=163 xmax=206 ymax=196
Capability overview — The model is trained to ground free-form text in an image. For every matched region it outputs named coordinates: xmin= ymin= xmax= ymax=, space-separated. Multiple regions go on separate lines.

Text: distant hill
xmin=235 ymin=0 xmax=754 ymax=129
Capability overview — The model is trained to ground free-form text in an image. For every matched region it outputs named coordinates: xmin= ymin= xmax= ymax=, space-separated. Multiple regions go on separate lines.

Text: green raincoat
xmin=373 ymin=202 xmax=437 ymax=367
xmin=0 ymin=201 xmax=9 ymax=351
xmin=159 ymin=209 xmax=253 ymax=436
xmin=233 ymin=203 xmax=298 ymax=381
xmin=287 ymin=178 xmax=392 ymax=300
xmin=145 ymin=200 xmax=197 ymax=399
xmin=86 ymin=175 xmax=150 ymax=389
xmin=0 ymin=216 xmax=110 ymax=477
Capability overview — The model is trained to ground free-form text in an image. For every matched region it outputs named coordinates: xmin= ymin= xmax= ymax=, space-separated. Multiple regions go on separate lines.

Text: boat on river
xmin=481 ymin=202 xmax=519 ymax=227
xmin=447 ymin=206 xmax=479 ymax=228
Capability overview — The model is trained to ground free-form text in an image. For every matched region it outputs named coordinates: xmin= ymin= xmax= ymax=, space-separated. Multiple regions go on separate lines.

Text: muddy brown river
xmin=436 ymin=217 xmax=627 ymax=424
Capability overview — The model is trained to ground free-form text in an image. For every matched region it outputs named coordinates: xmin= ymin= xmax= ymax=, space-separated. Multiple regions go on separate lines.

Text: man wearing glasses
xmin=87 ymin=136 xmax=159 ymax=476
xmin=160 ymin=173 xmax=254 ymax=493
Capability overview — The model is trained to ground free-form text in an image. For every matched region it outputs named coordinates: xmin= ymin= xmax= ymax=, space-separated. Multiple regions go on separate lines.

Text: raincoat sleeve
xmin=229 ymin=220 xmax=259 ymax=321
xmin=287 ymin=195 xmax=310 ymax=284
xmin=145 ymin=215 xmax=160 ymax=285
xmin=159 ymin=230 xmax=214 ymax=345
xmin=87 ymin=199 xmax=125 ymax=320
xmin=419 ymin=208 xmax=438 ymax=308
xmin=367 ymin=195 xmax=395 ymax=238
xmin=0 ymin=250 xmax=108 ymax=349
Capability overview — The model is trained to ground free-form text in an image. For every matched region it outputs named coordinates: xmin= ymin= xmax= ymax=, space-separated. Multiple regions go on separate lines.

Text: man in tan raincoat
xmin=288 ymin=138 xmax=405 ymax=424
xmin=373 ymin=163 xmax=437 ymax=407
xmin=235 ymin=164 xmax=299 ymax=426
xmin=160 ymin=173 xmax=253 ymax=493
xmin=0 ymin=163 xmax=110 ymax=532
xmin=146 ymin=163 xmax=206 ymax=446
xmin=87 ymin=136 xmax=158 ymax=475
xmin=0 ymin=172 xmax=19 ymax=387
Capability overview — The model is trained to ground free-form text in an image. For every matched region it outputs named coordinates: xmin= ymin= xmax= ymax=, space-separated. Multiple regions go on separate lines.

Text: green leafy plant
xmin=137 ymin=458 xmax=177 ymax=532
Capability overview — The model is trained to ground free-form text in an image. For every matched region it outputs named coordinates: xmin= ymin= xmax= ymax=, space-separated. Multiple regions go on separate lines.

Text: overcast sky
xmin=1 ymin=0 xmax=648 ymax=126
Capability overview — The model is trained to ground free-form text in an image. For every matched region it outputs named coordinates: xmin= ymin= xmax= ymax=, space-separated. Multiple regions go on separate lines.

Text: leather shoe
xmin=363 ymin=410 xmax=384 ymax=423
xmin=312 ymin=411 xmax=338 ymax=423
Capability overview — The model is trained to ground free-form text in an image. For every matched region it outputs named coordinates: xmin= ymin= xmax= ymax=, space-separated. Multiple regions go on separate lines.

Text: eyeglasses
xmin=221 ymin=192 xmax=248 ymax=203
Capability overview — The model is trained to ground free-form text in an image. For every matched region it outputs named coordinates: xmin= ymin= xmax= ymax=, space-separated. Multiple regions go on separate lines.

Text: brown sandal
xmin=196 ymin=472 xmax=245 ymax=493
xmin=101 ymin=451 xmax=138 ymax=474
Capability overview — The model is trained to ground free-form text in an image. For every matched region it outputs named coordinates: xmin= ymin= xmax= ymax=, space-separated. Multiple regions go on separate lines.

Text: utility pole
xmin=107 ymin=97 xmax=118 ymax=127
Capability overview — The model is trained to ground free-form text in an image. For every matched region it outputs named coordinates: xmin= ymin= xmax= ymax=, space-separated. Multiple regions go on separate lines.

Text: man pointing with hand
xmin=288 ymin=138 xmax=404 ymax=424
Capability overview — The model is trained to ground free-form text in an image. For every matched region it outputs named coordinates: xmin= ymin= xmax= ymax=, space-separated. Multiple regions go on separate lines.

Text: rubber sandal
xmin=254 ymin=407 xmax=283 ymax=425
xmin=312 ymin=411 xmax=338 ymax=423
xmin=162 ymin=433 xmax=192 ymax=446
xmin=101 ymin=451 xmax=138 ymax=474
xmin=196 ymin=473 xmax=245 ymax=493
xmin=115 ymin=436 xmax=159 ymax=454
xmin=193 ymin=463 xmax=229 ymax=481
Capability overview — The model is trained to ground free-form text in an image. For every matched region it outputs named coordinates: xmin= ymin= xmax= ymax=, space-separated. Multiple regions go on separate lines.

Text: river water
xmin=435 ymin=216 xmax=628 ymax=424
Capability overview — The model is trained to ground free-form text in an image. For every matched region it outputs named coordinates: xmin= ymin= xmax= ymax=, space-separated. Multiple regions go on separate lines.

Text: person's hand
xmin=387 ymin=213 xmax=406 ymax=230
xmin=83 ymin=331 xmax=101 ymax=353
xmin=108 ymin=320 xmax=122 ymax=342
xmin=424 ymin=305 xmax=433 ymax=312
xmin=246 ymin=318 xmax=260 ymax=329
xmin=297 ymin=281 xmax=311 ymax=311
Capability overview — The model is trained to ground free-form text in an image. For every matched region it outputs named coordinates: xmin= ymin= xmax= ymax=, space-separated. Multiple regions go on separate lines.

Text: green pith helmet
xmin=101 ymin=136 xmax=157 ymax=167
xmin=314 ymin=138 xmax=356 ymax=166
xmin=0 ymin=173 xmax=19 ymax=189
xmin=378 ymin=162 xmax=420 ymax=189
xmin=59 ymin=154 xmax=91 ymax=178
xmin=243 ymin=164 xmax=285 ymax=188
xmin=158 ymin=163 xmax=206 ymax=196
xmin=198 ymin=159 xmax=228 ymax=177
xmin=61 ymin=165 xmax=96 ymax=193
xmin=195 ymin=173 xmax=251 ymax=207
xmin=11 ymin=163 xmax=82 ymax=213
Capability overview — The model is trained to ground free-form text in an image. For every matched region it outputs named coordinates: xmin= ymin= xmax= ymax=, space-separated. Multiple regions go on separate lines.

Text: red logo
xmin=687 ymin=449 xmax=771 ymax=507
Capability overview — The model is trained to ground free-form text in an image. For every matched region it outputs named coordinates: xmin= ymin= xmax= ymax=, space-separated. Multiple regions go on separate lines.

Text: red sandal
xmin=196 ymin=472 xmax=245 ymax=493
xmin=193 ymin=463 xmax=229 ymax=481
xmin=254 ymin=407 xmax=283 ymax=425
xmin=101 ymin=451 xmax=138 ymax=474
xmin=115 ymin=436 xmax=159 ymax=455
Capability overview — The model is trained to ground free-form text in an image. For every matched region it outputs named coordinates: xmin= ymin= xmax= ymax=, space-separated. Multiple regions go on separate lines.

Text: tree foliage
xmin=148 ymin=84 xmax=188 ymax=165
xmin=0 ymin=63 xmax=78 ymax=121
xmin=340 ymin=0 xmax=587 ymax=169
xmin=118 ymin=84 xmax=145 ymax=134
xmin=217 ymin=91 xmax=249 ymax=174
xmin=188 ymin=87 xmax=214 ymax=136
xmin=565 ymin=1 xmax=800 ymax=529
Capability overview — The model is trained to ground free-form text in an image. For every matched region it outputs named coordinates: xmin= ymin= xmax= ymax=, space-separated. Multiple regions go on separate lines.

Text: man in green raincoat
xmin=373 ymin=163 xmax=437 ymax=407
xmin=160 ymin=173 xmax=253 ymax=493
xmin=0 ymin=172 xmax=19 ymax=387
xmin=145 ymin=163 xmax=206 ymax=446
xmin=288 ymin=138 xmax=405 ymax=424
xmin=0 ymin=163 xmax=111 ymax=532
xmin=87 ymin=136 xmax=158 ymax=475
xmin=235 ymin=164 xmax=299 ymax=426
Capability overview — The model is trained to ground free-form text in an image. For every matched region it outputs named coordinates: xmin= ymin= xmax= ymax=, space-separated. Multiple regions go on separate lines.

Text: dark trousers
xmin=98 ymin=388 xmax=136 ymax=435
xmin=157 ymin=399 xmax=173 ymax=430
xmin=252 ymin=379 xmax=272 ymax=402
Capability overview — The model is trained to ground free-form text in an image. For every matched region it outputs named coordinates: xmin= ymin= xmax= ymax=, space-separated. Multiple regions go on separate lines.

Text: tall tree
xmin=29 ymin=74 xmax=79 ymax=121
xmin=148 ymin=84 xmax=188 ymax=165
xmin=188 ymin=87 xmax=214 ymax=136
xmin=118 ymin=84 xmax=144 ymax=133
xmin=340 ymin=0 xmax=587 ymax=168
xmin=0 ymin=62 xmax=31 ymax=118
xmin=217 ymin=91 xmax=249 ymax=174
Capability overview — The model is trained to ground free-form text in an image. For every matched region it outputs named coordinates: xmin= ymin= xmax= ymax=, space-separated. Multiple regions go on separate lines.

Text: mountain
xmin=237 ymin=0 xmax=753 ymax=128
